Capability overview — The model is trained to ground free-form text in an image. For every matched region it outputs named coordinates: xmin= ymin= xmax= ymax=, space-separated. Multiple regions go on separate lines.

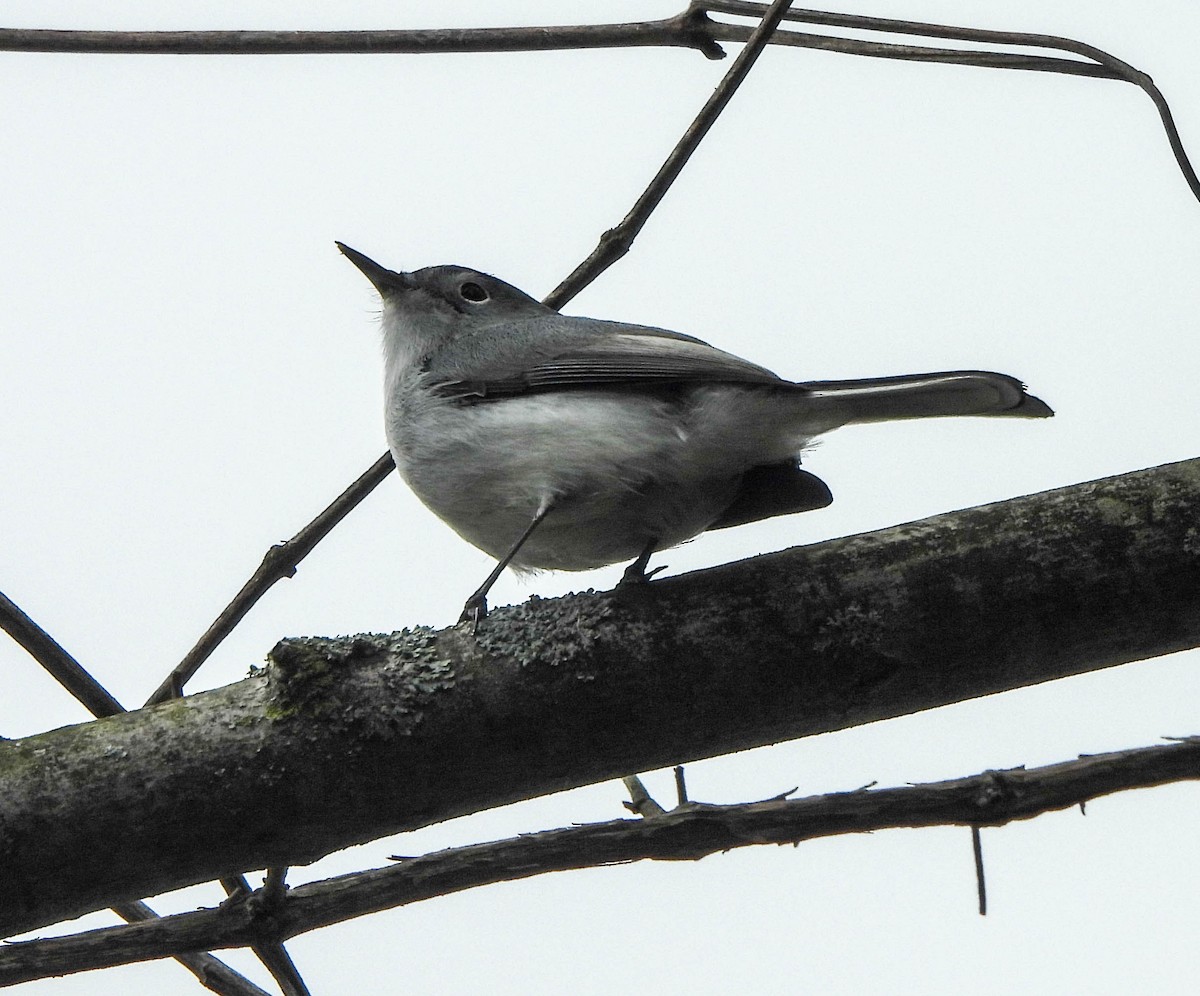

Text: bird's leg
xmin=619 ymin=538 xmax=665 ymax=586
xmin=460 ymin=500 xmax=554 ymax=626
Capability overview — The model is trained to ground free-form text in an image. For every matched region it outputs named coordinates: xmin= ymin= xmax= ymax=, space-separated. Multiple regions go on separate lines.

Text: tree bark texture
xmin=3 ymin=458 xmax=1199 ymax=937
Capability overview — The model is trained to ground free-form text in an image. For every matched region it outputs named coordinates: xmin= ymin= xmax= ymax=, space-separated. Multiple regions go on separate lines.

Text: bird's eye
xmin=460 ymin=282 xmax=489 ymax=303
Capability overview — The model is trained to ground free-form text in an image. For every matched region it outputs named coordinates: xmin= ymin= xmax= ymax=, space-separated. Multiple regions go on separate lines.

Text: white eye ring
xmin=460 ymin=282 xmax=489 ymax=303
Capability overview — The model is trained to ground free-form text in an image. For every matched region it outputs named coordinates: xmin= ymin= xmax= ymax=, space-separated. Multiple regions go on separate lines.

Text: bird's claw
xmin=459 ymin=595 xmax=488 ymax=629
xmin=619 ymin=562 xmax=667 ymax=587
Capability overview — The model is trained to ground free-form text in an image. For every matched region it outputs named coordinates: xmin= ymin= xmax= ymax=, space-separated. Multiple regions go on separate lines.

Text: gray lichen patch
xmin=475 ymin=592 xmax=621 ymax=671
xmin=266 ymin=637 xmax=349 ymax=720
xmin=812 ymin=602 xmax=887 ymax=658
xmin=264 ymin=628 xmax=461 ymax=742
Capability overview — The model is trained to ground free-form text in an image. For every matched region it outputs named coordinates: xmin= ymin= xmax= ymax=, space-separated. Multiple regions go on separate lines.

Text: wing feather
xmin=435 ymin=323 xmax=783 ymax=399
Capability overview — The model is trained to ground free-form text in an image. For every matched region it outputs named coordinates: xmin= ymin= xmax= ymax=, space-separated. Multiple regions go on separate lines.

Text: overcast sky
xmin=4 ymin=2 xmax=1200 ymax=993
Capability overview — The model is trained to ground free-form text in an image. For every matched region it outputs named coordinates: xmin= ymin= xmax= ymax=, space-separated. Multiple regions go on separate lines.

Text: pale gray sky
xmin=4 ymin=2 xmax=1200 ymax=993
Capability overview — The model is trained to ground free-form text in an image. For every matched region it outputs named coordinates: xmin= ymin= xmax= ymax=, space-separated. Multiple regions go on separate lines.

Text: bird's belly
xmin=390 ymin=391 xmax=746 ymax=570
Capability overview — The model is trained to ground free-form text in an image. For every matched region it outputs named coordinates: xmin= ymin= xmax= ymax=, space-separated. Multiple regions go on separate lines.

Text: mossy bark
xmin=4 ymin=458 xmax=1199 ymax=937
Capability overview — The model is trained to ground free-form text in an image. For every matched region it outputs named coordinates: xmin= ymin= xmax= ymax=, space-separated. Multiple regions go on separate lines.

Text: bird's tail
xmin=791 ymin=371 xmax=1053 ymax=424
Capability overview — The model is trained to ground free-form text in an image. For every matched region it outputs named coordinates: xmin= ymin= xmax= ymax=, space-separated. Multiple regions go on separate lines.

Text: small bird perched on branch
xmin=339 ymin=243 xmax=1052 ymax=623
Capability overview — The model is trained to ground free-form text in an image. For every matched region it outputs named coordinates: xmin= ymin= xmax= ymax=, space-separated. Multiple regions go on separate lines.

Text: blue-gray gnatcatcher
xmin=338 ymin=243 xmax=1052 ymax=623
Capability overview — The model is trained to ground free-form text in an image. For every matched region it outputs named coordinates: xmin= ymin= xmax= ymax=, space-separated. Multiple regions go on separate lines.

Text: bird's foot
xmin=619 ymin=561 xmax=667 ymax=587
xmin=458 ymin=594 xmax=488 ymax=629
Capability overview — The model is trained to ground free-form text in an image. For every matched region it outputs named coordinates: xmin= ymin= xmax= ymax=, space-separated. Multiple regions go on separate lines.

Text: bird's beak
xmin=336 ymin=242 xmax=414 ymax=295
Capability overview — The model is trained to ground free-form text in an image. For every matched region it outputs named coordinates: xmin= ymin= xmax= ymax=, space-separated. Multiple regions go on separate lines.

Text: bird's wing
xmin=433 ymin=318 xmax=783 ymax=398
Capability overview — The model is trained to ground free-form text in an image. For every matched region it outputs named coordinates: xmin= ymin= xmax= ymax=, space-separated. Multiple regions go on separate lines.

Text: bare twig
xmin=545 ymin=0 xmax=796 ymax=308
xmin=971 ymin=826 xmax=987 ymax=916
xmin=144 ymin=452 xmax=395 ymax=705
xmin=0 ymin=14 xmax=724 ymax=58
xmin=674 ymin=766 xmax=689 ymax=805
xmin=3 ymin=4 xmax=1195 ymax=204
xmin=111 ymin=902 xmax=272 ymax=996
xmin=246 ymin=866 xmax=305 ymax=993
xmin=4 ymin=737 xmax=1197 ymax=983
xmin=249 ymin=939 xmax=308 ymax=996
xmin=0 ymin=589 xmax=125 ymax=718
xmin=704 ymin=2 xmax=1200 ymax=202
xmin=261 ymin=868 xmax=289 ymax=908
xmin=2 ymin=6 xmax=1194 ymax=207
xmin=622 ymin=775 xmax=668 ymax=818
xmin=216 ymin=873 xmax=309 ymax=996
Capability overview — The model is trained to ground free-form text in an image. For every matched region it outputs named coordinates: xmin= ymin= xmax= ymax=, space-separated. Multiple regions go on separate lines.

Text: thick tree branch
xmin=4 ymin=737 xmax=1198 ymax=984
xmin=0 ymin=604 xmax=302 ymax=994
xmin=3 ymin=458 xmax=1199 ymax=938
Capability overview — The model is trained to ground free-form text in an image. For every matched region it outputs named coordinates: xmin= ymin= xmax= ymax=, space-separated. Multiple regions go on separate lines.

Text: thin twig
xmin=250 ymin=939 xmax=309 ymax=996
xmin=2 ymin=6 xmax=1194 ymax=205
xmin=5 ymin=737 xmax=1198 ymax=983
xmin=0 ymin=14 xmax=724 ymax=58
xmin=261 ymin=868 xmax=289 ymax=908
xmin=144 ymin=452 xmax=395 ymax=705
xmin=3 ymin=5 xmax=1194 ymax=203
xmin=971 ymin=826 xmax=987 ymax=916
xmin=545 ymin=0 xmax=796 ymax=308
xmin=622 ymin=775 xmax=667 ymax=817
xmin=215 ymin=874 xmax=310 ymax=994
xmin=674 ymin=766 xmax=689 ymax=805
xmin=704 ymin=1 xmax=1200 ymax=202
xmin=0 ymin=589 xmax=125 ymax=718
xmin=112 ymin=902 xmax=272 ymax=996
xmin=719 ymin=28 xmax=1116 ymax=76
xmin=219 ymin=875 xmax=308 ymax=993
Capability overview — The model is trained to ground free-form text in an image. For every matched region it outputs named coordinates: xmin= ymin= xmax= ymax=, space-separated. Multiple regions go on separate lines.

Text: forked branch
xmin=3 ymin=736 xmax=1197 ymax=984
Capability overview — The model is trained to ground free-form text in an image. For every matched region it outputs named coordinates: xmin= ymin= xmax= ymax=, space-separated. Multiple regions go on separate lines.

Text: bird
xmin=338 ymin=243 xmax=1052 ymax=623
